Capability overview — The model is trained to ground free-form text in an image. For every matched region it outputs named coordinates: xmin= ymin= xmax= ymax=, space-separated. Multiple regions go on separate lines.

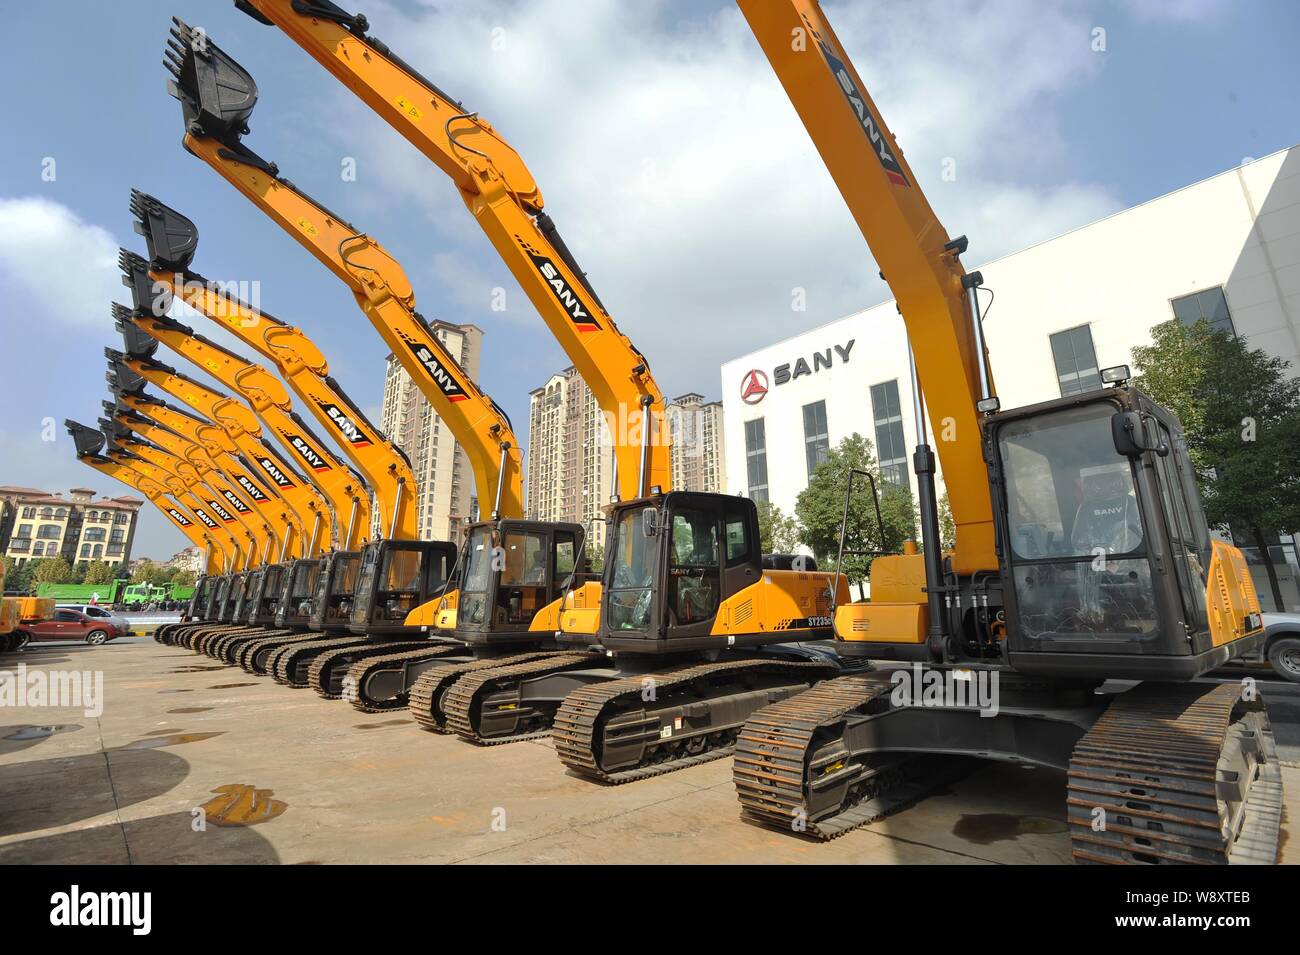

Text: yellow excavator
xmin=0 ymin=569 xmax=55 ymax=654
xmin=159 ymin=31 xmax=628 ymax=720
xmin=102 ymin=344 xmax=330 ymax=643
xmin=727 ymin=0 xmax=1280 ymax=863
xmin=215 ymin=2 xmax=855 ymax=775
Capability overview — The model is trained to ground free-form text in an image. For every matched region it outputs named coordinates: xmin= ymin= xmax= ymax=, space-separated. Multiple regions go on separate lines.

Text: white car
xmin=1241 ymin=612 xmax=1300 ymax=683
xmin=54 ymin=604 xmax=134 ymax=636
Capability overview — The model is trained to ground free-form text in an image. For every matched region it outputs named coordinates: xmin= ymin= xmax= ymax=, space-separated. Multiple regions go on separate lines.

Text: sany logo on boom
xmin=287 ymin=434 xmax=331 ymax=472
xmin=166 ymin=508 xmax=193 ymax=526
xmin=205 ymin=498 xmax=236 ymax=524
xmin=400 ymin=336 xmax=467 ymax=402
xmin=221 ymin=489 xmax=251 ymax=513
xmin=234 ymin=474 xmax=268 ymax=501
xmin=257 ymin=457 xmax=294 ymax=488
xmin=813 ymin=30 xmax=909 ymax=187
xmin=317 ymin=399 xmax=372 ymax=447
xmin=517 ymin=237 xmax=601 ymax=333
xmin=191 ymin=507 xmax=218 ymax=529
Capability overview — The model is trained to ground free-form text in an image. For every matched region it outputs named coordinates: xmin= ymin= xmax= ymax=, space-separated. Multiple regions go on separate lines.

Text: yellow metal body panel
xmin=404 ymin=588 xmax=458 ymax=631
xmin=0 ymin=599 xmax=20 ymax=635
xmin=558 ymin=582 xmax=603 ymax=636
xmin=243 ymin=0 xmax=671 ymax=500
xmin=738 ymin=0 xmax=995 ymax=577
xmin=1207 ymin=539 xmax=1265 ymax=648
xmin=710 ymin=570 xmax=849 ymax=637
xmin=13 ymin=596 xmax=56 ymax=626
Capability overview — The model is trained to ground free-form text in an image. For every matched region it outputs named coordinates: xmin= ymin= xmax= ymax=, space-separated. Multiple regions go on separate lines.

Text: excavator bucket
xmin=131 ymin=189 xmax=199 ymax=272
xmin=65 ymin=419 xmax=108 ymax=458
xmin=104 ymin=347 xmax=148 ymax=395
xmin=112 ymin=303 xmax=161 ymax=359
xmin=166 ymin=18 xmax=258 ymax=141
xmin=120 ymin=249 xmax=175 ymax=316
xmin=98 ymin=417 xmax=134 ymax=444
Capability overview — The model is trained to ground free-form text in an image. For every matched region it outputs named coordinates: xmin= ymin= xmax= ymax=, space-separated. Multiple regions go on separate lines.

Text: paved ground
xmin=0 ymin=639 xmax=1296 ymax=865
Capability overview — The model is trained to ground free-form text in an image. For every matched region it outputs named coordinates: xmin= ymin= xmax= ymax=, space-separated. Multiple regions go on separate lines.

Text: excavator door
xmin=349 ymin=540 xmax=457 ymax=637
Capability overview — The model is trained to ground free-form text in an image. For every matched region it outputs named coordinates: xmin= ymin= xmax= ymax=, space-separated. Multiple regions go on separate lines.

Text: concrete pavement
xmin=1 ymin=640 xmax=1296 ymax=865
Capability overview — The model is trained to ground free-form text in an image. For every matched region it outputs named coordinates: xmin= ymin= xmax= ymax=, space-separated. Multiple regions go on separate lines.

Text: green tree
xmin=131 ymin=559 xmax=174 ymax=587
xmin=584 ymin=541 xmax=604 ymax=574
xmin=32 ymin=557 xmax=76 ymax=585
xmin=936 ymin=491 xmax=956 ymax=553
xmin=83 ymin=561 xmax=116 ymax=586
xmin=1 ymin=556 xmax=34 ymax=594
xmin=795 ymin=433 xmax=917 ymax=597
xmin=1133 ymin=319 xmax=1300 ymax=610
xmin=172 ymin=569 xmax=197 ymax=588
xmin=756 ymin=499 xmax=801 ymax=553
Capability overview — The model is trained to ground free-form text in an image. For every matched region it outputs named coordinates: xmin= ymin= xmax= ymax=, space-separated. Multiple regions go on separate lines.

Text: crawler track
xmin=442 ymin=653 xmax=599 ymax=743
xmin=305 ymin=640 xmax=444 ymax=699
xmin=340 ymin=644 xmax=465 ymax=712
xmin=1066 ymin=682 xmax=1282 ymax=864
xmin=554 ymin=657 xmax=837 ymax=784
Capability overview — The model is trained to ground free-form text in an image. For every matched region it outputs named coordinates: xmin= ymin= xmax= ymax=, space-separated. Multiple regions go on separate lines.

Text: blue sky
xmin=1 ymin=0 xmax=1296 ymax=559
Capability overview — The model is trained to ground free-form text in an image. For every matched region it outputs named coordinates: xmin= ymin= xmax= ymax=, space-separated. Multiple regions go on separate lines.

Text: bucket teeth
xmin=129 ymin=189 xmax=200 ymax=271
xmin=166 ymin=18 xmax=259 ymax=141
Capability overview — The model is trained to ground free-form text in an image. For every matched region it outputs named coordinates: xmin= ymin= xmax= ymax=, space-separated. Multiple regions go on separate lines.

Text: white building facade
xmin=721 ymin=148 xmax=1300 ymax=607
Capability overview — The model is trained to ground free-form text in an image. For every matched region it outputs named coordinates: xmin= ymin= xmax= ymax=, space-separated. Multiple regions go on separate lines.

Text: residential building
xmin=0 ymin=486 xmax=143 ymax=567
xmin=665 ymin=393 xmax=727 ymax=493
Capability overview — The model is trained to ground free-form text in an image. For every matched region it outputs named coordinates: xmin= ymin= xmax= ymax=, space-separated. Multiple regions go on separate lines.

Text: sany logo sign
xmin=317 ymin=399 xmax=372 ymax=448
xmin=257 ymin=457 xmax=294 ymax=488
xmin=401 ymin=336 xmax=467 ymax=402
xmin=205 ymin=498 xmax=236 ymax=524
xmin=166 ymin=508 xmax=193 ymax=527
xmin=519 ymin=237 xmax=601 ymax=332
xmin=740 ymin=369 xmax=769 ymax=405
xmin=234 ymin=474 xmax=269 ymax=501
xmin=191 ymin=507 xmax=218 ymax=529
xmin=287 ymin=434 xmax=331 ymax=472
xmin=221 ymin=489 xmax=251 ymax=513
xmin=741 ymin=340 xmax=856 ymax=404
xmin=813 ymin=29 xmax=909 ymax=187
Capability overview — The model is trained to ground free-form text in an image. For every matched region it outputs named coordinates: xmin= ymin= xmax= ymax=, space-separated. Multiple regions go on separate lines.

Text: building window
xmin=36 ymin=524 xmax=61 ymax=540
xmin=84 ymin=527 xmax=106 ymax=542
xmin=21 ymin=506 xmax=35 ymax=519
xmin=1049 ymin=325 xmax=1101 ymax=397
xmin=1172 ymin=286 xmax=1234 ymax=336
xmin=803 ymin=400 xmax=830 ymax=477
xmin=870 ymin=380 xmax=909 ymax=486
xmin=15 ymin=524 xmax=31 ymax=539
xmin=32 ymin=542 xmax=45 ymax=557
xmin=744 ymin=418 xmax=769 ymax=503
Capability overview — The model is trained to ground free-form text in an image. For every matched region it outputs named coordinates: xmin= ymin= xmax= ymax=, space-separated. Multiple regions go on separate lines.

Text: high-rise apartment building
xmin=526 ymin=366 xmax=616 ymax=549
xmin=379 ymin=320 xmax=483 ymax=544
xmin=666 ymin=393 xmax=726 ymax=494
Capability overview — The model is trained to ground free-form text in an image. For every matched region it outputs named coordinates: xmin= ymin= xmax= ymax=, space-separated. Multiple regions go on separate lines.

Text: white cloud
xmin=1121 ymin=0 xmax=1231 ymax=21
xmin=327 ymin=0 xmax=1125 ymax=397
xmin=0 ymin=196 xmax=122 ymax=328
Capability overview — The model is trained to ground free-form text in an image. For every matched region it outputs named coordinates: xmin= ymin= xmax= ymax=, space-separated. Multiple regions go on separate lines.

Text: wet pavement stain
xmin=208 ymin=683 xmax=258 ymax=689
xmin=952 ymin=813 xmax=1066 ymax=845
xmin=115 ymin=732 xmax=224 ymax=751
xmin=170 ymin=665 xmax=227 ymax=673
xmin=353 ymin=720 xmax=411 ymax=730
xmin=159 ymin=688 xmax=194 ymax=694
xmin=167 ymin=706 xmax=214 ymax=714
xmin=199 ymin=784 xmax=287 ymax=827
xmin=3 ymin=724 xmax=82 ymax=741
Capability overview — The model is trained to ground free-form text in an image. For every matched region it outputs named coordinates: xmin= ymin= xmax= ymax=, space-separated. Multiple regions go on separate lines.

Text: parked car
xmin=55 ymin=603 xmax=133 ymax=636
xmin=23 ymin=608 xmax=125 ymax=645
xmin=1237 ymin=612 xmax=1300 ymax=683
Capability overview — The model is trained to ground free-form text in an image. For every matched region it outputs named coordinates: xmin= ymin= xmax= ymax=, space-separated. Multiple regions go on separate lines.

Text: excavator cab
xmin=454 ymin=519 xmax=589 ymax=647
xmin=984 ymin=375 xmax=1264 ymax=680
xmin=308 ymin=550 xmax=360 ymax=633
xmin=349 ymin=540 xmax=457 ymax=637
xmin=212 ymin=573 xmax=240 ymax=623
xmin=186 ymin=575 xmax=211 ymax=621
xmin=246 ymin=563 xmax=286 ymax=626
xmin=274 ymin=558 xmax=321 ymax=629
xmin=595 ymin=491 xmax=793 ymax=653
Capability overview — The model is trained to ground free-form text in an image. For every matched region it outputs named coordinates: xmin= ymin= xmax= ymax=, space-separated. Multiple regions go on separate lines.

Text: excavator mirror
xmin=640 ymin=508 xmax=660 ymax=538
xmin=1112 ymin=411 xmax=1168 ymax=458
